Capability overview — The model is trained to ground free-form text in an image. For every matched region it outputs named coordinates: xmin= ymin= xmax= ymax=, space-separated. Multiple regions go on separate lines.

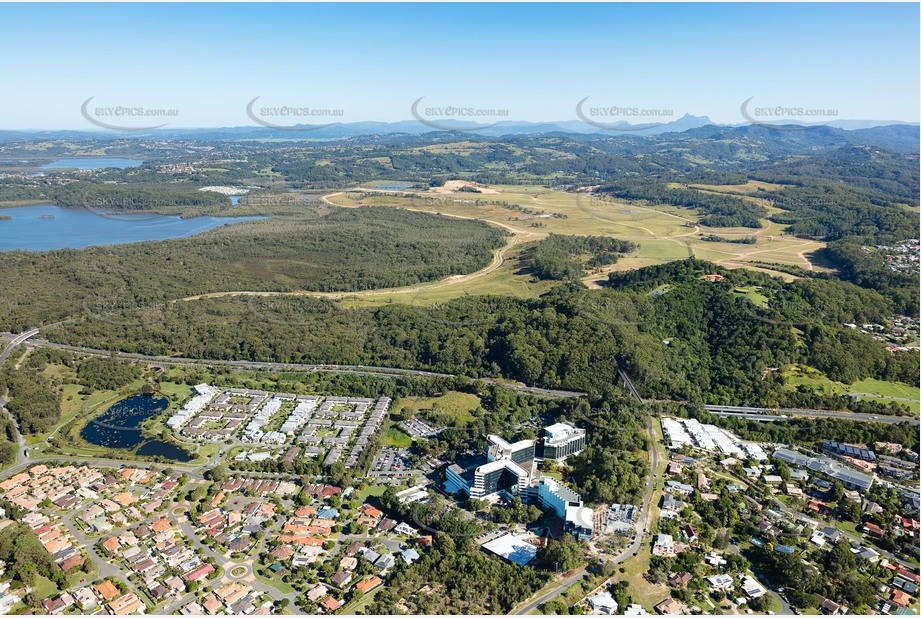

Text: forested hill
xmin=751 ymin=146 xmax=919 ymax=205
xmin=1 ymin=121 xmax=916 ymax=153
xmin=0 ymin=206 xmax=506 ymax=331
xmin=40 ymin=259 xmax=918 ymax=411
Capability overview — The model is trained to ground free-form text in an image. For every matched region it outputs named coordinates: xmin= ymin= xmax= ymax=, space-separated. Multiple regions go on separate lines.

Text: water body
xmin=0 ymin=204 xmax=262 ymax=251
xmin=371 ymin=181 xmax=415 ymax=191
xmin=42 ymin=158 xmax=144 ymax=170
xmin=81 ymin=394 xmax=192 ymax=462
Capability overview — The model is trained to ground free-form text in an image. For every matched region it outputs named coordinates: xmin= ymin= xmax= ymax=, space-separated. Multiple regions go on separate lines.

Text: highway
xmin=0 ymin=330 xmax=39 ymax=466
xmin=3 ymin=327 xmax=918 ymax=614
xmin=705 ymin=405 xmax=919 ymax=426
xmin=8 ymin=331 xmax=917 ymax=421
xmin=21 ymin=337 xmax=585 ymax=399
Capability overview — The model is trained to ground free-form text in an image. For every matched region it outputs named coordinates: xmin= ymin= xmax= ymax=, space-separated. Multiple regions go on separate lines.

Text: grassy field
xmin=338 ymin=246 xmax=557 ymax=308
xmin=31 ymin=370 xmax=214 ymax=464
xmin=381 ymin=426 xmax=413 ymax=448
xmin=30 ymin=575 xmax=60 ymax=604
xmin=321 ymin=182 xmax=827 ymax=304
xmin=783 ymin=365 xmax=920 ymax=413
xmin=395 ymin=391 xmax=481 ymax=426
xmin=254 ymin=567 xmax=296 ymax=595
xmin=354 ymin=483 xmax=390 ymax=502
xmin=608 ymin=543 xmax=668 ymax=611
xmin=731 ymin=286 xmax=769 ymax=308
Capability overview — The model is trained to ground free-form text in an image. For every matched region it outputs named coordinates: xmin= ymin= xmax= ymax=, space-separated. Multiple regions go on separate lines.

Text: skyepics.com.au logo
xmin=81 ymin=97 xmax=178 ymax=131
xmin=81 ymin=191 xmax=180 ymax=221
xmin=409 ymin=291 xmax=511 ymax=329
xmin=224 ymin=193 xmax=320 ymax=217
xmin=739 ymin=292 xmax=831 ymax=328
xmin=246 ymin=97 xmax=344 ymax=131
xmin=246 ymin=294 xmax=340 ymax=327
xmin=82 ymin=291 xmax=169 ymax=327
xmin=575 ymin=291 xmax=658 ymax=329
xmin=740 ymin=97 xmax=839 ymax=131
xmin=576 ymin=97 xmax=675 ymax=132
xmin=411 ymin=97 xmax=510 ymax=132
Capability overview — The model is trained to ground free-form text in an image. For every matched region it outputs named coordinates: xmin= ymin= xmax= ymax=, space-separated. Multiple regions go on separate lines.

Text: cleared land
xmin=783 ymin=365 xmax=921 ymax=413
xmin=395 ymin=391 xmax=481 ymax=426
xmin=320 ymin=182 xmax=827 ymax=302
xmin=170 ymin=182 xmax=826 ymax=307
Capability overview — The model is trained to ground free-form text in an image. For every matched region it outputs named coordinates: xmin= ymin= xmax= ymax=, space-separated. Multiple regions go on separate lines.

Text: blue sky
xmin=1 ymin=3 xmax=918 ymax=129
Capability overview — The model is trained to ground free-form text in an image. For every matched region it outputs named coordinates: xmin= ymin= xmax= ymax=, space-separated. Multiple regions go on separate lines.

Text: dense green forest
xmin=360 ymin=488 xmax=548 ymax=613
xmin=563 ymin=399 xmax=650 ymax=504
xmin=527 ymin=234 xmax=639 ymax=282
xmin=363 ymin=537 xmax=546 ymax=613
xmin=1 ymin=129 xmax=917 ymax=419
xmin=699 ymin=234 xmax=757 ymax=244
xmin=0 ymin=418 xmax=17 ymax=465
xmin=35 ymin=259 xmax=916 ymax=411
xmin=595 ymin=179 xmax=767 ymax=228
xmin=0 ymin=351 xmax=62 ymax=434
xmin=0 ymin=206 xmax=506 ymax=331
xmin=0 ymin=521 xmax=67 ymax=599
xmin=74 ymin=357 xmax=142 ymax=391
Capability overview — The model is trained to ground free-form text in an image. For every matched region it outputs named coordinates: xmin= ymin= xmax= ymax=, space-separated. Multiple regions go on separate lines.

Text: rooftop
xmin=481 ymin=533 xmax=538 ymax=566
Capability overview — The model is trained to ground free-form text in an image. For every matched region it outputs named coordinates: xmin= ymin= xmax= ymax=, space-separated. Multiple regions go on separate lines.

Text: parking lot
xmin=369 ymin=447 xmax=416 ymax=480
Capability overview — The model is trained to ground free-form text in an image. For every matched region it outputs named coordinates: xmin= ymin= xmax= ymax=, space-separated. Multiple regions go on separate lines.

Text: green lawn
xmin=732 ymin=286 xmax=769 ymax=308
xmin=342 ymin=585 xmax=383 ymax=614
xmin=253 ymin=568 xmax=295 ymax=595
xmin=608 ymin=543 xmax=668 ymax=611
xmin=381 ymin=427 xmax=413 ymax=448
xmin=850 ymin=377 xmax=920 ymax=401
xmin=30 ymin=575 xmax=60 ymax=603
xmin=783 ymin=365 xmax=919 ymax=413
xmin=835 ymin=520 xmax=860 ymax=537
xmin=395 ymin=391 xmax=481 ymax=426
xmin=354 ymin=484 xmax=390 ymax=502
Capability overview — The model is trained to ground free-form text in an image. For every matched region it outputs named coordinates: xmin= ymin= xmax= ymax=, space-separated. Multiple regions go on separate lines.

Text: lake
xmin=369 ymin=181 xmax=415 ymax=191
xmin=0 ymin=204 xmax=262 ymax=251
xmin=81 ymin=394 xmax=193 ymax=462
xmin=42 ymin=158 xmax=143 ymax=170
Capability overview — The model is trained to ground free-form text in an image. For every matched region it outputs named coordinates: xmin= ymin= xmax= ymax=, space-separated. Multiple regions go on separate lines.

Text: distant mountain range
xmin=1 ymin=114 xmax=918 ymax=142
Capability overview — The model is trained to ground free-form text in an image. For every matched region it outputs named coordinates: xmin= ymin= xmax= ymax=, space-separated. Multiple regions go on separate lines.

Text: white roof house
xmin=587 ymin=591 xmax=618 ymax=614
xmin=741 ymin=576 xmax=766 ymax=598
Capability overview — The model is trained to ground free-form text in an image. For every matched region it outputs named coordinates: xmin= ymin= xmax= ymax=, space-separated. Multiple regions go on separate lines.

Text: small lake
xmin=41 ymin=158 xmax=144 ymax=170
xmin=0 ymin=204 xmax=262 ymax=251
xmin=81 ymin=394 xmax=193 ymax=462
xmin=370 ymin=181 xmax=415 ymax=191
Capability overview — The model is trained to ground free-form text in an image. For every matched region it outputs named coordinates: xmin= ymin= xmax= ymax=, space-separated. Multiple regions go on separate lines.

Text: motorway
xmin=15 ymin=333 xmax=916 ymax=424
xmin=0 ymin=330 xmax=40 ymax=466
xmin=22 ymin=338 xmax=584 ymax=400
xmin=705 ymin=405 xmax=919 ymax=426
